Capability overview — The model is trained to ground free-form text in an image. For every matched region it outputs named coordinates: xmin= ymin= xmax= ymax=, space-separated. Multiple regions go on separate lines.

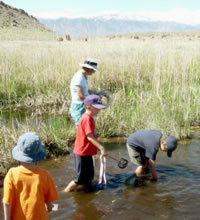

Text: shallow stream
xmin=0 ymin=132 xmax=200 ymax=219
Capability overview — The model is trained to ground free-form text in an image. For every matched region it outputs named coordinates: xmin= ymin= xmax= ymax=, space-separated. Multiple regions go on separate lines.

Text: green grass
xmin=0 ymin=27 xmax=57 ymax=41
xmin=0 ymin=32 xmax=200 ymax=175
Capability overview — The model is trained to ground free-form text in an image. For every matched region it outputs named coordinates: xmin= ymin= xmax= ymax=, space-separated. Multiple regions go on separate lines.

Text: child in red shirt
xmin=3 ymin=132 xmax=59 ymax=220
xmin=64 ymin=94 xmax=107 ymax=192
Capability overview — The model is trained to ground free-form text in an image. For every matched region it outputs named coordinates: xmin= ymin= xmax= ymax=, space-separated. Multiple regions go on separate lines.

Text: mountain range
xmin=40 ymin=16 xmax=200 ymax=37
xmin=1 ymin=0 xmax=200 ymax=38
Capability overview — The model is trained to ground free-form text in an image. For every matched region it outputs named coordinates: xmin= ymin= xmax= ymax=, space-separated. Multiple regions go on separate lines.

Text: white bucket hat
xmin=80 ymin=59 xmax=98 ymax=72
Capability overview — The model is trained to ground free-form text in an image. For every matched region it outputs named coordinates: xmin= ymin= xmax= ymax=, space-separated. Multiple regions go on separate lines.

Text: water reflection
xmin=157 ymin=164 xmax=200 ymax=181
xmin=71 ymin=192 xmax=105 ymax=219
xmin=49 ymin=137 xmax=200 ymax=219
xmin=1 ymin=135 xmax=200 ymax=219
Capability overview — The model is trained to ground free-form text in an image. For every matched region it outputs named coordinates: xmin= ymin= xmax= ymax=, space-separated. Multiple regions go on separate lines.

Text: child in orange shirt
xmin=3 ymin=132 xmax=59 ymax=220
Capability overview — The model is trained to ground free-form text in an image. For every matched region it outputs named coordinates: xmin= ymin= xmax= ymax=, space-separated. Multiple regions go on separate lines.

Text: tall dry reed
xmin=0 ymin=34 xmax=200 ymax=174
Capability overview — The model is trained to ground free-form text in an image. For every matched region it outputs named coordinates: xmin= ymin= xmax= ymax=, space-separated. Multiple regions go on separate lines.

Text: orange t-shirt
xmin=3 ymin=166 xmax=59 ymax=220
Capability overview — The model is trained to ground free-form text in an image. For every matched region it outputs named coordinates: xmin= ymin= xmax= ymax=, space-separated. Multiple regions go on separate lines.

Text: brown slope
xmin=0 ymin=1 xmax=51 ymax=31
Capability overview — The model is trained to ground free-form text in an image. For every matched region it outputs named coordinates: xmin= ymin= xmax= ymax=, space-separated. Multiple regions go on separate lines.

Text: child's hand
xmin=45 ymin=201 xmax=53 ymax=212
xmin=101 ymin=148 xmax=107 ymax=157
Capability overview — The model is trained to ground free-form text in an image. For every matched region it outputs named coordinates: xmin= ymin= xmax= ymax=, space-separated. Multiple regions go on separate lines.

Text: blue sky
xmin=5 ymin=0 xmax=200 ymax=24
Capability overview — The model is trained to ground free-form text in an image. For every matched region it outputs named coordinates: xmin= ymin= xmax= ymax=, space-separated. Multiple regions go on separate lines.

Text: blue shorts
xmin=70 ymin=102 xmax=85 ymax=125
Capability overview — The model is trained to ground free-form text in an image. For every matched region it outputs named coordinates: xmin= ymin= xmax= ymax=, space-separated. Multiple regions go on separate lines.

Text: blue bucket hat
xmin=12 ymin=132 xmax=47 ymax=163
xmin=166 ymin=136 xmax=178 ymax=157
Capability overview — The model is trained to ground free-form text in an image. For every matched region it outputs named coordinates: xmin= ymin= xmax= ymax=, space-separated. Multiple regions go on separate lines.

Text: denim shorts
xmin=70 ymin=102 xmax=86 ymax=125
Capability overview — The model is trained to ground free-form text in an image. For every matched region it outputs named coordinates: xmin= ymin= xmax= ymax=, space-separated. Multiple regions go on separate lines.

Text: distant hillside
xmin=40 ymin=17 xmax=200 ymax=37
xmin=0 ymin=1 xmax=50 ymax=32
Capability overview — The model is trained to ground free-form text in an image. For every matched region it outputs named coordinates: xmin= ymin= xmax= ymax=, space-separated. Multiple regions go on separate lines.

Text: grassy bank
xmin=0 ymin=28 xmax=57 ymax=41
xmin=0 ymin=33 xmax=200 ymax=175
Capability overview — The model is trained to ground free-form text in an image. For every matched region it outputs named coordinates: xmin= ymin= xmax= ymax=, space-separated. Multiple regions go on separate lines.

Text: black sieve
xmin=108 ymin=156 xmax=128 ymax=169
xmin=88 ymin=89 xmax=113 ymax=106
xmin=118 ymin=158 xmax=129 ymax=169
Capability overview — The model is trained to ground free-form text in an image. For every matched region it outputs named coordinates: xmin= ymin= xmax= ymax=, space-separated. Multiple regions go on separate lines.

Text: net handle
xmin=108 ymin=155 xmax=120 ymax=162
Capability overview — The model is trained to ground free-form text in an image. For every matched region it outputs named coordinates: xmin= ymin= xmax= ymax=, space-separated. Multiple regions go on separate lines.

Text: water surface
xmin=0 ymin=133 xmax=200 ymax=219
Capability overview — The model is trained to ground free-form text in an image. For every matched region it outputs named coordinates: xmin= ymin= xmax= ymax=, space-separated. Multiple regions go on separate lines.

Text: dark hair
xmin=82 ymin=67 xmax=94 ymax=72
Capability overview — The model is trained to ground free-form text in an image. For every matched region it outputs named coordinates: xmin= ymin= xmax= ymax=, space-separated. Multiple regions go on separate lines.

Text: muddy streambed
xmin=1 ymin=132 xmax=200 ymax=219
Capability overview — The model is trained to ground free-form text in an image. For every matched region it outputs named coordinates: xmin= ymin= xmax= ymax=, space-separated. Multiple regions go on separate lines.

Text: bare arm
xmin=76 ymin=86 xmax=86 ymax=100
xmin=3 ymin=203 xmax=11 ymax=220
xmin=147 ymin=159 xmax=158 ymax=181
xmin=87 ymin=134 xmax=107 ymax=156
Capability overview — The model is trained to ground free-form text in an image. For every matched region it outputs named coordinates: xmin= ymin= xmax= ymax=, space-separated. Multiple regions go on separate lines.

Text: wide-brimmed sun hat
xmin=12 ymin=132 xmax=47 ymax=163
xmin=80 ymin=59 xmax=98 ymax=72
xmin=84 ymin=94 xmax=106 ymax=109
xmin=166 ymin=136 xmax=178 ymax=157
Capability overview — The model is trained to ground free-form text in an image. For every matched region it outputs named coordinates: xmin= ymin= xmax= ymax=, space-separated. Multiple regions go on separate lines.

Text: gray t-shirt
xmin=127 ymin=129 xmax=162 ymax=161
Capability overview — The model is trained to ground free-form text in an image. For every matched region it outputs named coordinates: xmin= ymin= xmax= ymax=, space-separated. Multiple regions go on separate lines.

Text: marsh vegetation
xmin=0 ymin=32 xmax=200 ymax=175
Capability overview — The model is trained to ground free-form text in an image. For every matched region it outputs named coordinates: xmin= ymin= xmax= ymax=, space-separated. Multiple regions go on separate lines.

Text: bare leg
xmin=134 ymin=166 xmax=145 ymax=177
xmin=63 ymin=180 xmax=78 ymax=192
